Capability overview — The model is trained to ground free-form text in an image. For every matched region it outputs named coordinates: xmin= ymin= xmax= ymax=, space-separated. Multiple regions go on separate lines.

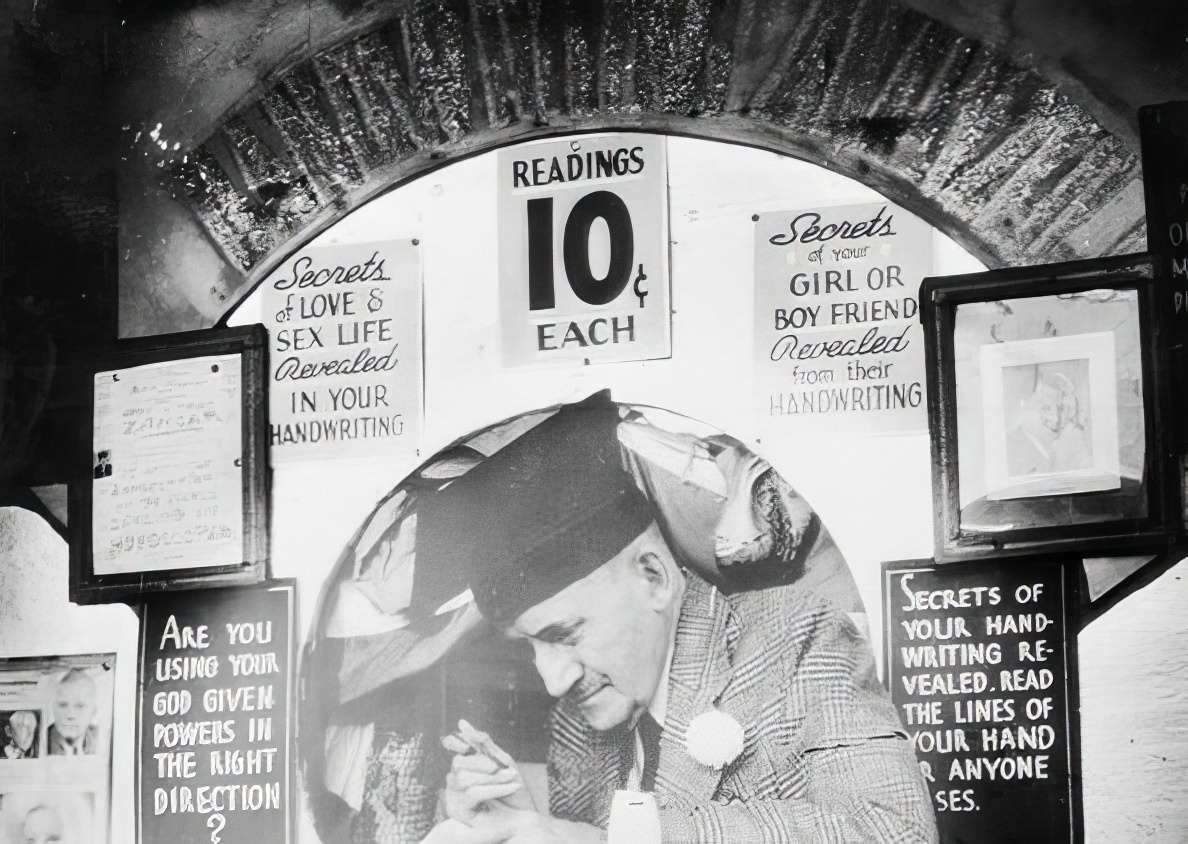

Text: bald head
xmin=52 ymin=670 xmax=96 ymax=744
xmin=22 ymin=805 xmax=63 ymax=844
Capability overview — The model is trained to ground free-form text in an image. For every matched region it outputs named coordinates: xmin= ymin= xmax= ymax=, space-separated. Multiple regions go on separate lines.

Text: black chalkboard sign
xmin=1139 ymin=103 xmax=1188 ymax=306
xmin=137 ymin=581 xmax=295 ymax=844
xmin=883 ymin=559 xmax=1079 ymax=843
xmin=1139 ymin=102 xmax=1188 ymax=461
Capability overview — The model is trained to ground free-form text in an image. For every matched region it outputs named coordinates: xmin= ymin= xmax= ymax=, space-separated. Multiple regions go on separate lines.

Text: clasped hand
xmin=427 ymin=720 xmax=600 ymax=844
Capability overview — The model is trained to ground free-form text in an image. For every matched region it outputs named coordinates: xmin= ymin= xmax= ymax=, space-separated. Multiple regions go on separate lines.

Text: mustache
xmin=566 ymin=671 xmax=611 ymax=704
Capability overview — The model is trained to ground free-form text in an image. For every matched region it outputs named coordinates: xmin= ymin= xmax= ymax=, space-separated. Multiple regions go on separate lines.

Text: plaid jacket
xmin=548 ymin=572 xmax=938 ymax=842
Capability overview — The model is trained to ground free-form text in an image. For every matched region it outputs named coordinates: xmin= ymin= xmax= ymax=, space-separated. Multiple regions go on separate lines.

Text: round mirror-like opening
xmin=300 ymin=397 xmax=889 ymax=842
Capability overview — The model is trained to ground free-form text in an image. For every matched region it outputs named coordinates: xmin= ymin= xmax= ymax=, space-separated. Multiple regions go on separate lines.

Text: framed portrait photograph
xmin=69 ymin=325 xmax=270 ymax=604
xmin=921 ymin=253 xmax=1178 ymax=560
xmin=0 ymin=655 xmax=117 ymax=844
xmin=980 ymin=331 xmax=1121 ymax=501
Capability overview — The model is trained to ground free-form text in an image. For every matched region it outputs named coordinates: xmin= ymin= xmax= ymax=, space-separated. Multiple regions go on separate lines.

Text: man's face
xmin=52 ymin=677 xmax=96 ymax=742
xmin=22 ymin=806 xmax=63 ymax=844
xmin=8 ymin=712 xmax=35 ymax=751
xmin=508 ymin=537 xmax=677 ymax=731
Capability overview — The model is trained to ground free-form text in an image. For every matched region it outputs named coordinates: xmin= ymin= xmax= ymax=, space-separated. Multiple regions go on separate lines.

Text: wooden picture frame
xmin=921 ymin=253 xmax=1178 ymax=561
xmin=69 ymin=325 xmax=269 ymax=604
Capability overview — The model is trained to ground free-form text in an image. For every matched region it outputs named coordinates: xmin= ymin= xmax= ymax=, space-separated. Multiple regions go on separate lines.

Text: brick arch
xmin=151 ymin=0 xmax=1144 ymax=324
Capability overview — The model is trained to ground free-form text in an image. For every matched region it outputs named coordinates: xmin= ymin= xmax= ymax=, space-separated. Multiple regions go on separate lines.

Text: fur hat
xmin=415 ymin=391 xmax=654 ymax=626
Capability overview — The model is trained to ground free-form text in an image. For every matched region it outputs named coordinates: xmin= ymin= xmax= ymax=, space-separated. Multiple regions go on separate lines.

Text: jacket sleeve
xmin=660 ymin=736 xmax=937 ymax=843
xmin=662 ymin=592 xmax=938 ymax=843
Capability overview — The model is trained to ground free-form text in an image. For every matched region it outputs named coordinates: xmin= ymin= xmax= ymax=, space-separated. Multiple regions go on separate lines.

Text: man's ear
xmin=634 ymin=550 xmax=676 ymax=609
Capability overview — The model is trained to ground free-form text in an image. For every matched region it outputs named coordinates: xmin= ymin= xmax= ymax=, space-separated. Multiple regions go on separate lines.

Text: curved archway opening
xmin=209 ymin=124 xmax=991 ymax=327
xmin=224 ymin=132 xmax=983 ymax=624
xmin=224 ymin=132 xmax=980 ymax=841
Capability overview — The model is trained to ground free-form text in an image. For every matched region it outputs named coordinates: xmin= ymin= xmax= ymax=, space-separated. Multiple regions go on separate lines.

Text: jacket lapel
xmin=654 ymin=574 xmax=737 ymax=808
xmin=593 ymin=725 xmax=633 ymax=827
xmin=549 ymin=700 xmax=633 ymax=827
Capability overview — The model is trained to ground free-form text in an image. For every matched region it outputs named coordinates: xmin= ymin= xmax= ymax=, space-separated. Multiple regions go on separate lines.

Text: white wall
xmin=0 ymin=508 xmax=140 ymax=844
xmin=230 ymin=137 xmax=985 ymax=651
xmin=1079 ymin=560 xmax=1188 ymax=842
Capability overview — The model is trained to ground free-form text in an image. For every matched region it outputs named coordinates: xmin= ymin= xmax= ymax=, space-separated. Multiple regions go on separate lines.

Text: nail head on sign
xmin=212 ymin=364 xmax=219 ymax=372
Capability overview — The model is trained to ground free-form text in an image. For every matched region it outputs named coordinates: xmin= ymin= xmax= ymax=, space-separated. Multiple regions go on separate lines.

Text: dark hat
xmin=415 ymin=391 xmax=655 ymax=626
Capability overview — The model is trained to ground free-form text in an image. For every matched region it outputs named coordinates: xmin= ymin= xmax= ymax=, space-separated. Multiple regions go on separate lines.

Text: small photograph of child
xmin=1001 ymin=359 xmax=1094 ymax=479
xmin=0 ymin=712 xmax=38 ymax=761
xmin=0 ymin=792 xmax=93 ymax=844
xmin=92 ymin=450 xmax=112 ymax=480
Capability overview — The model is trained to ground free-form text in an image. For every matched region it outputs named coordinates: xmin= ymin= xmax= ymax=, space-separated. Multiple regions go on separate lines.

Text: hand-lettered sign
xmin=1138 ymin=103 xmax=1188 ymax=457
xmin=138 ymin=582 xmax=294 ymax=844
xmin=262 ymin=239 xmax=422 ymax=461
xmin=92 ymin=355 xmax=244 ymax=574
xmin=754 ymin=202 xmax=933 ymax=434
xmin=498 ymin=133 xmax=671 ymax=366
xmin=1138 ymin=103 xmax=1188 ymax=296
xmin=883 ymin=560 xmax=1076 ymax=843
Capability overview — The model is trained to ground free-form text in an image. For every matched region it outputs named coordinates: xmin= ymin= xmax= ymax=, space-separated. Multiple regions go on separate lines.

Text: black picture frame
xmin=69 ymin=324 xmax=270 ymax=604
xmin=921 ymin=253 xmax=1179 ymax=562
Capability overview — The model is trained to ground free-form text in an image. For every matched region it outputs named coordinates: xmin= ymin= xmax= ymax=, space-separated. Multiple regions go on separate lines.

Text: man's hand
xmin=442 ymin=720 xmax=535 ymax=823
xmin=440 ymin=720 xmax=601 ymax=843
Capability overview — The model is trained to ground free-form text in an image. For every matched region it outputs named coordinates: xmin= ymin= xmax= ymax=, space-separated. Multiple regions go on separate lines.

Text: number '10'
xmin=527 ymin=191 xmax=634 ymax=310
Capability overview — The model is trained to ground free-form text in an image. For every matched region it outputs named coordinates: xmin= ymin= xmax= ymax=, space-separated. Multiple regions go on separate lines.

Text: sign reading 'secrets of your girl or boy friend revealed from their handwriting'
xmin=754 ymin=202 xmax=933 ymax=435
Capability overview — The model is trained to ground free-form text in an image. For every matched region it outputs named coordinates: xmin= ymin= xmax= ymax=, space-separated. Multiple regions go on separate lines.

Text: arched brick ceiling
xmin=899 ymin=0 xmax=1188 ymax=147
xmin=125 ymin=0 xmax=1148 ymax=323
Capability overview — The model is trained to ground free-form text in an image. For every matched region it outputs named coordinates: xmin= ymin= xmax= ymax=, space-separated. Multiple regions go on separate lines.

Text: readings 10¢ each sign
xmin=497 ymin=133 xmax=672 ymax=367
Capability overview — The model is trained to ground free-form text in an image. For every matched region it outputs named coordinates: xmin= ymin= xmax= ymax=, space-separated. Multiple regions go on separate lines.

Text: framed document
xmin=69 ymin=325 xmax=269 ymax=603
xmin=921 ymin=253 xmax=1178 ymax=560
